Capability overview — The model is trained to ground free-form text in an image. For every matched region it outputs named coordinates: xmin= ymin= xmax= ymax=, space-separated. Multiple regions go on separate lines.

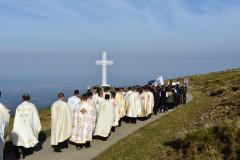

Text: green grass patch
xmin=94 ymin=68 xmax=240 ymax=160
xmin=94 ymin=92 xmax=214 ymax=160
xmin=173 ymin=119 xmax=240 ymax=159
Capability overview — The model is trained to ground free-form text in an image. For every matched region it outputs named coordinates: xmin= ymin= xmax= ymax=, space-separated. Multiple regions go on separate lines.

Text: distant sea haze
xmin=0 ymin=85 xmax=87 ymax=115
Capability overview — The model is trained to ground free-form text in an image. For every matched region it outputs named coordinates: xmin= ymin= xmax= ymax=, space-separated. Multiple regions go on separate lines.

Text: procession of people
xmin=0 ymin=81 xmax=188 ymax=159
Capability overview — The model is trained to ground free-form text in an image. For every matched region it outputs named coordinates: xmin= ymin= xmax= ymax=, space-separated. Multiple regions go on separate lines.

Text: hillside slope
xmin=94 ymin=68 xmax=240 ymax=160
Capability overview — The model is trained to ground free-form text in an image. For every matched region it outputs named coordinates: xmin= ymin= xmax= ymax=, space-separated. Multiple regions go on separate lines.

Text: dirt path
xmin=5 ymin=94 xmax=193 ymax=160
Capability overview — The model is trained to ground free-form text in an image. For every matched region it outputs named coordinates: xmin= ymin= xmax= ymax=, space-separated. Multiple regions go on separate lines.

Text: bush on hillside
xmin=166 ymin=119 xmax=240 ymax=160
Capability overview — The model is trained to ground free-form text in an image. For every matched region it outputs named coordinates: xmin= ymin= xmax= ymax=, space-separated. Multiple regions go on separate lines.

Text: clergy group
xmin=0 ymin=82 xmax=188 ymax=159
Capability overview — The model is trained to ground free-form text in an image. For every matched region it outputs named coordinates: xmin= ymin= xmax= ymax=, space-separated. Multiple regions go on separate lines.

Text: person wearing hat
xmin=11 ymin=94 xmax=41 ymax=159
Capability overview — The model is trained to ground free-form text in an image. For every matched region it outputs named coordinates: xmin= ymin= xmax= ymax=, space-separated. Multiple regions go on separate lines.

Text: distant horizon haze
xmin=1 ymin=0 xmax=240 ymax=111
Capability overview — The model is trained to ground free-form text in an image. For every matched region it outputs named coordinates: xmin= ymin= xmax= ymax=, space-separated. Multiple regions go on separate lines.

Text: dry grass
xmin=4 ymin=68 xmax=240 ymax=159
xmin=94 ymin=68 xmax=240 ymax=160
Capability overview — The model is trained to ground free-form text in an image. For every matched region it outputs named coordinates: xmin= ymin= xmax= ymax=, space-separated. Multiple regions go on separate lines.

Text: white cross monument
xmin=96 ymin=51 xmax=114 ymax=86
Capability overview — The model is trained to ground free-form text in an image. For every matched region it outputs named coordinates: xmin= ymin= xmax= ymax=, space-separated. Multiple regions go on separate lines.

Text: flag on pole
xmin=152 ymin=76 xmax=164 ymax=86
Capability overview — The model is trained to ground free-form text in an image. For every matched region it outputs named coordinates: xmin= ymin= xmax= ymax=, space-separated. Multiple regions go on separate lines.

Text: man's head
xmin=98 ymin=90 xmax=103 ymax=97
xmin=74 ymin=90 xmax=80 ymax=95
xmin=87 ymin=91 xmax=93 ymax=99
xmin=81 ymin=93 xmax=88 ymax=101
xmin=22 ymin=93 xmax=30 ymax=101
xmin=105 ymin=94 xmax=110 ymax=100
xmin=111 ymin=91 xmax=116 ymax=98
xmin=58 ymin=92 xmax=65 ymax=100
xmin=115 ymin=88 xmax=120 ymax=92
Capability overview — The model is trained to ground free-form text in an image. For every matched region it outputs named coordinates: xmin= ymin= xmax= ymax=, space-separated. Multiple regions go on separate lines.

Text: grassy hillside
xmin=94 ymin=68 xmax=240 ymax=160
xmin=5 ymin=68 xmax=240 ymax=159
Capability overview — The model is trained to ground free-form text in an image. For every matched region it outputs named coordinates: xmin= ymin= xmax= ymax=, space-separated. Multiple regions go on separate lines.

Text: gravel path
xmin=5 ymin=94 xmax=193 ymax=160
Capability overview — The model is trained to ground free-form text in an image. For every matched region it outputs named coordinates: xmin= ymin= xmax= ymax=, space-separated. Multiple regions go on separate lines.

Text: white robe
xmin=116 ymin=92 xmax=126 ymax=118
xmin=95 ymin=96 xmax=104 ymax=113
xmin=11 ymin=101 xmax=41 ymax=148
xmin=146 ymin=91 xmax=154 ymax=116
xmin=111 ymin=98 xmax=120 ymax=127
xmin=67 ymin=96 xmax=81 ymax=114
xmin=92 ymin=94 xmax=99 ymax=109
xmin=88 ymin=100 xmax=97 ymax=131
xmin=94 ymin=100 xmax=114 ymax=137
xmin=0 ymin=103 xmax=10 ymax=160
xmin=125 ymin=90 xmax=133 ymax=101
xmin=51 ymin=100 xmax=72 ymax=145
xmin=138 ymin=92 xmax=149 ymax=117
xmin=126 ymin=92 xmax=142 ymax=118
xmin=70 ymin=101 xmax=96 ymax=144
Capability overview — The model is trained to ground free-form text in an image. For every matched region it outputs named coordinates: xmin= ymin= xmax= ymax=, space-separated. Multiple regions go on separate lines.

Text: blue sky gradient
xmin=0 ymin=0 xmax=240 ymax=89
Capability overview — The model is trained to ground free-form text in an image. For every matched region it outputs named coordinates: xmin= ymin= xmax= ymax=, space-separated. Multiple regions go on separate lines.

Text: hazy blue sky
xmin=1 ymin=0 xmax=240 ymax=90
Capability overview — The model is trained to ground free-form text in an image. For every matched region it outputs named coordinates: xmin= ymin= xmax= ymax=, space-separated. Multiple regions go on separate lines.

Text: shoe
xmin=54 ymin=148 xmax=62 ymax=153
xmin=85 ymin=142 xmax=91 ymax=148
xmin=111 ymin=127 xmax=116 ymax=132
xmin=14 ymin=152 xmax=20 ymax=159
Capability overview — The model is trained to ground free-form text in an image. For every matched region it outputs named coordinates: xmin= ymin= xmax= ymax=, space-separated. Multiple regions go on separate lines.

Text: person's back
xmin=153 ymin=89 xmax=160 ymax=115
xmin=67 ymin=90 xmax=81 ymax=113
xmin=111 ymin=91 xmax=120 ymax=127
xmin=0 ymin=103 xmax=10 ymax=135
xmin=139 ymin=91 xmax=148 ymax=117
xmin=70 ymin=94 xmax=95 ymax=149
xmin=116 ymin=91 xmax=126 ymax=118
xmin=67 ymin=96 xmax=80 ymax=112
xmin=12 ymin=101 xmax=41 ymax=147
xmin=98 ymin=100 xmax=114 ymax=122
xmin=146 ymin=91 xmax=154 ymax=116
xmin=126 ymin=91 xmax=137 ymax=117
xmin=0 ymin=102 xmax=10 ymax=160
xmin=11 ymin=94 xmax=41 ymax=158
xmin=51 ymin=100 xmax=72 ymax=145
xmin=94 ymin=94 xmax=114 ymax=138
xmin=51 ymin=92 xmax=72 ymax=152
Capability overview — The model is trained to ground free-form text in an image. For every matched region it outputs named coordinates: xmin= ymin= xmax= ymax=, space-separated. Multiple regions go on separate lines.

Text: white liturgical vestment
xmin=67 ymin=96 xmax=81 ymax=115
xmin=0 ymin=103 xmax=10 ymax=160
xmin=51 ymin=100 xmax=72 ymax=145
xmin=11 ymin=101 xmax=41 ymax=148
xmin=94 ymin=100 xmax=114 ymax=137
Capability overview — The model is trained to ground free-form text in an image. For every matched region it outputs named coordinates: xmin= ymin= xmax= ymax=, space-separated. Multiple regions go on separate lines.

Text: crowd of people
xmin=0 ymin=81 xmax=187 ymax=159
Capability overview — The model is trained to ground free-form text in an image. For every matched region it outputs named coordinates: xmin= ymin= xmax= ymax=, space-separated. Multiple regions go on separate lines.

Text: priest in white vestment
xmin=87 ymin=93 xmax=97 ymax=132
xmin=125 ymin=88 xmax=133 ymax=102
xmin=111 ymin=92 xmax=120 ymax=128
xmin=146 ymin=89 xmax=154 ymax=117
xmin=0 ymin=102 xmax=10 ymax=160
xmin=70 ymin=94 xmax=96 ymax=149
xmin=67 ymin=90 xmax=81 ymax=115
xmin=94 ymin=91 xmax=104 ymax=113
xmin=115 ymin=88 xmax=126 ymax=119
xmin=139 ymin=89 xmax=149 ymax=118
xmin=51 ymin=92 xmax=72 ymax=152
xmin=11 ymin=94 xmax=41 ymax=158
xmin=126 ymin=88 xmax=142 ymax=123
xmin=94 ymin=94 xmax=114 ymax=138
xmin=92 ymin=92 xmax=99 ymax=108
